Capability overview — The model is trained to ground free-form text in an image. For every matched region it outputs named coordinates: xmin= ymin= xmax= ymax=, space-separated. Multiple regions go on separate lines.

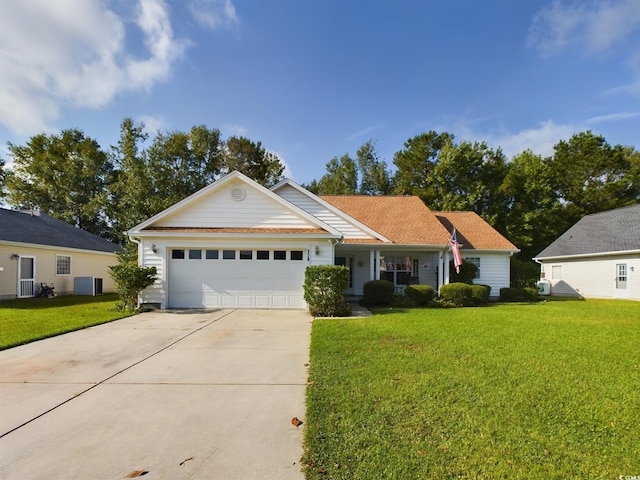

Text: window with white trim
xmin=551 ymin=265 xmax=562 ymax=280
xmin=56 ymin=255 xmax=71 ymax=275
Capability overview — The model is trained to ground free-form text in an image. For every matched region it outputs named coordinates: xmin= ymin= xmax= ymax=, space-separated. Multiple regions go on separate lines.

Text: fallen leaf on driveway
xmin=125 ymin=470 xmax=148 ymax=478
xmin=291 ymin=417 xmax=303 ymax=427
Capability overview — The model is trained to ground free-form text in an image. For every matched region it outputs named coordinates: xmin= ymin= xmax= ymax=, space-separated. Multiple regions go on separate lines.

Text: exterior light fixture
xmin=314 ymin=245 xmax=320 ymax=255
xmin=151 ymin=244 xmax=158 ymax=254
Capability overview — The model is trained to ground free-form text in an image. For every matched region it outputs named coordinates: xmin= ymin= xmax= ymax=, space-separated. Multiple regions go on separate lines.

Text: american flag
xmin=449 ymin=229 xmax=462 ymax=274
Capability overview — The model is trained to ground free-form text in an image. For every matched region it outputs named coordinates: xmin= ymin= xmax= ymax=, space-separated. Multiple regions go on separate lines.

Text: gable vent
xmin=231 ymin=186 xmax=246 ymax=202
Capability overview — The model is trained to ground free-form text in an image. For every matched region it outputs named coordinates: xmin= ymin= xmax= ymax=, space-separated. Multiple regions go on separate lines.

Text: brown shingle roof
xmin=320 ymin=196 xmax=451 ymax=245
xmin=435 ymin=212 xmax=518 ymax=251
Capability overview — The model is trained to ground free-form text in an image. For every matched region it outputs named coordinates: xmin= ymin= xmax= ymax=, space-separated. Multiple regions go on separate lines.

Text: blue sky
xmin=1 ymin=0 xmax=640 ymax=185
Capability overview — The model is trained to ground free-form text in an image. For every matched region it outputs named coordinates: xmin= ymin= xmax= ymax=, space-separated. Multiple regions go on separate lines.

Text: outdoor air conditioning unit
xmin=74 ymin=277 xmax=103 ymax=296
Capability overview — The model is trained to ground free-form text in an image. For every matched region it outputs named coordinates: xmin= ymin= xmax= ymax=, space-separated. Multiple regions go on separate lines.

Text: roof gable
xmin=435 ymin=212 xmax=519 ymax=251
xmin=535 ymin=203 xmax=640 ymax=259
xmin=129 ymin=171 xmax=340 ymax=236
xmin=272 ymin=180 xmax=389 ymax=242
xmin=321 ymin=195 xmax=452 ymax=245
xmin=0 ymin=209 xmax=120 ymax=253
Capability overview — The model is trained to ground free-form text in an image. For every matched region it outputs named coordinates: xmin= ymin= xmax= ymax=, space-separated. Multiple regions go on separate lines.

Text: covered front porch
xmin=334 ymin=246 xmax=456 ymax=295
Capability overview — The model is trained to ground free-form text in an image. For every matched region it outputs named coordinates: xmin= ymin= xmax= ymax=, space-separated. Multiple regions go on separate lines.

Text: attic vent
xmin=230 ymin=186 xmax=246 ymax=202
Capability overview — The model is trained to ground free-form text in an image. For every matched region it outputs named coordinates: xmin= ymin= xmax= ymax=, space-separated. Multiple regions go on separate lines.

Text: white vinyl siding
xmin=276 ymin=184 xmax=379 ymax=240
xmin=155 ymin=181 xmax=316 ymax=229
xmin=541 ymin=254 xmax=639 ymax=300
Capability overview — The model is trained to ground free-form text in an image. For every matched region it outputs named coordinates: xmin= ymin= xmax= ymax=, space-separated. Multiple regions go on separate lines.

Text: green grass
xmin=0 ymin=294 xmax=132 ymax=350
xmin=303 ymin=299 xmax=640 ymax=479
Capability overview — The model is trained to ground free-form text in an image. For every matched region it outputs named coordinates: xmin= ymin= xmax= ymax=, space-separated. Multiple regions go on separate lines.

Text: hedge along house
xmin=129 ymin=171 xmax=518 ymax=309
xmin=533 ymin=204 xmax=640 ymax=300
xmin=0 ymin=208 xmax=121 ymax=300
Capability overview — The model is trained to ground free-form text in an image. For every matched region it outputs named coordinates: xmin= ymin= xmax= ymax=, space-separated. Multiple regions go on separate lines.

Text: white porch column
xmin=375 ymin=250 xmax=381 ymax=280
xmin=370 ymin=249 xmax=375 ymax=281
xmin=442 ymin=251 xmax=449 ymax=287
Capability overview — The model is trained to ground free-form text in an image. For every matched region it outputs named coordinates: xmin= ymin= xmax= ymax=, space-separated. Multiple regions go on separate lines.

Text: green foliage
xmin=356 ymin=140 xmax=391 ymax=195
xmin=314 ymin=154 xmax=358 ymax=194
xmin=403 ymin=284 xmax=434 ymax=305
xmin=304 ymin=300 xmax=640 ymax=479
xmin=5 ymin=129 xmax=114 ymax=240
xmin=439 ymin=282 xmax=473 ymax=307
xmin=361 ymin=280 xmax=395 ymax=306
xmin=303 ymin=265 xmax=351 ymax=317
xmin=500 ymin=287 xmax=539 ymax=302
xmin=221 ymin=135 xmax=284 ymax=187
xmin=510 ymin=257 xmax=541 ymax=288
xmin=448 ymin=259 xmax=478 ymax=284
xmin=108 ymin=251 xmax=157 ymax=311
xmin=470 ymin=284 xmax=491 ymax=304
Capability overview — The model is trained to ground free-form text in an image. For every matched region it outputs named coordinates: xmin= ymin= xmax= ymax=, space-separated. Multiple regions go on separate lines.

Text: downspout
xmin=128 ymin=236 xmax=143 ymax=266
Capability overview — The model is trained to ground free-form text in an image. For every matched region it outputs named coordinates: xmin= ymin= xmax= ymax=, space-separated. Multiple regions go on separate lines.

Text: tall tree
xmin=500 ymin=150 xmax=567 ymax=259
xmin=221 ymin=136 xmax=284 ymax=187
xmin=392 ymin=131 xmax=454 ymax=200
xmin=147 ymin=125 xmax=223 ymax=211
xmin=356 ymin=140 xmax=391 ymax=195
xmin=0 ymin=156 xmax=6 ymax=201
xmin=314 ymin=154 xmax=358 ymax=194
xmin=6 ymin=129 xmax=113 ymax=238
xmin=550 ymin=131 xmax=640 ymax=220
xmin=430 ymin=140 xmax=510 ymax=227
xmin=108 ymin=118 xmax=153 ymax=242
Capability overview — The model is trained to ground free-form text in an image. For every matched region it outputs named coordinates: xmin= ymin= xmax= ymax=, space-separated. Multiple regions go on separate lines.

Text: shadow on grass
xmin=0 ymin=294 xmax=121 ymax=311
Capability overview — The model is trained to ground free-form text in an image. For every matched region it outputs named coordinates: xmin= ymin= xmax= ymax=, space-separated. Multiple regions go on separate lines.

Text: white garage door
xmin=168 ymin=248 xmax=307 ymax=309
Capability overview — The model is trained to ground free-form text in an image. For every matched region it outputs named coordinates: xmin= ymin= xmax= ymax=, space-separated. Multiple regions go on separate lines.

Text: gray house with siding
xmin=534 ymin=204 xmax=640 ymax=300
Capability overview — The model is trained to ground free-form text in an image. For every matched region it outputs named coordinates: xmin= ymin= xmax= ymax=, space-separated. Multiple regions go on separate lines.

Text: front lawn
xmin=0 ymin=294 xmax=131 ymax=350
xmin=303 ymin=299 xmax=640 ymax=479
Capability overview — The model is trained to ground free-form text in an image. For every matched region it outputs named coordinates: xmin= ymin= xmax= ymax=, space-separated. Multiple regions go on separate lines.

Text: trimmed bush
xmin=449 ymin=260 xmax=478 ymax=285
xmin=361 ymin=280 xmax=395 ymax=306
xmin=404 ymin=285 xmax=435 ymax=306
xmin=499 ymin=287 xmax=539 ymax=302
xmin=470 ymin=284 xmax=491 ymax=305
xmin=439 ymin=282 xmax=473 ymax=307
xmin=303 ymin=265 xmax=350 ymax=317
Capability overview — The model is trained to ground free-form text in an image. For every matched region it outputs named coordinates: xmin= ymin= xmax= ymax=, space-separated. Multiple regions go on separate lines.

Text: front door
xmin=614 ymin=263 xmax=629 ymax=299
xmin=18 ymin=256 xmax=36 ymax=298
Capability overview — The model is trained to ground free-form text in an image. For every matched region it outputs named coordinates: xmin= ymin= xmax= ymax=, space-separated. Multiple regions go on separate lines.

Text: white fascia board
xmin=462 ymin=248 xmax=521 ymax=254
xmin=131 ymin=231 xmax=342 ymax=240
xmin=533 ymin=249 xmax=640 ymax=262
xmin=128 ymin=171 xmax=342 ymax=237
xmin=271 ymin=179 xmax=391 ymax=243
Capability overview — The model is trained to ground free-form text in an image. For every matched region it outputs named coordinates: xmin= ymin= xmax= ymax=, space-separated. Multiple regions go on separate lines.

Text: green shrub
xmin=470 ymin=284 xmax=491 ymax=305
xmin=404 ymin=285 xmax=435 ymax=306
xmin=361 ymin=280 xmax=395 ymax=306
xmin=303 ymin=265 xmax=350 ymax=317
xmin=108 ymin=254 xmax=157 ymax=312
xmin=499 ymin=287 xmax=539 ymax=302
xmin=439 ymin=282 xmax=473 ymax=307
xmin=391 ymin=294 xmax=416 ymax=308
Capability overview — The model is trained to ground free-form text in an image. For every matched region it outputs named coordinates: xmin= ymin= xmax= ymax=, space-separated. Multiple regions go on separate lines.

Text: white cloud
xmin=269 ymin=150 xmax=294 ymax=180
xmin=0 ymin=0 xmax=189 ymax=135
xmin=187 ymin=0 xmax=238 ymax=29
xmin=585 ymin=111 xmax=640 ymax=124
xmin=138 ymin=114 xmax=167 ymax=136
xmin=528 ymin=0 xmax=640 ymax=56
xmin=347 ymin=124 xmax=384 ymax=142
xmin=487 ymin=120 xmax=575 ymax=159
xmin=224 ymin=124 xmax=249 ymax=137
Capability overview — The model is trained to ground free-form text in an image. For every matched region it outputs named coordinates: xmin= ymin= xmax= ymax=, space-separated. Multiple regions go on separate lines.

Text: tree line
xmin=0 ymin=119 xmax=284 ymax=244
xmin=1 ymin=121 xmax=638 ymax=285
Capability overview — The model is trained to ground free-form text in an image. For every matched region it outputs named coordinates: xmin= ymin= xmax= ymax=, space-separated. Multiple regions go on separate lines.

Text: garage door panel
xmin=169 ymin=249 xmax=306 ymax=309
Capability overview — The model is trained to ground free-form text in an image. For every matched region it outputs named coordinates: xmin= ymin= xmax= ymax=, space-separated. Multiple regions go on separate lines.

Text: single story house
xmin=128 ymin=171 xmax=518 ymax=309
xmin=0 ymin=209 xmax=121 ymax=300
xmin=533 ymin=204 xmax=640 ymax=300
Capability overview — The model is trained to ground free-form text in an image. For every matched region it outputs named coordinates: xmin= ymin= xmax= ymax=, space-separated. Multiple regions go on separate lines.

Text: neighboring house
xmin=128 ymin=171 xmax=518 ymax=309
xmin=533 ymin=204 xmax=640 ymax=301
xmin=0 ymin=209 xmax=121 ymax=300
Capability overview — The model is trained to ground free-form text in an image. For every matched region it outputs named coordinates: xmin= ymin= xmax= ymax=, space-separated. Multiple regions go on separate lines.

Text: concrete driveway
xmin=0 ymin=309 xmax=311 ymax=480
